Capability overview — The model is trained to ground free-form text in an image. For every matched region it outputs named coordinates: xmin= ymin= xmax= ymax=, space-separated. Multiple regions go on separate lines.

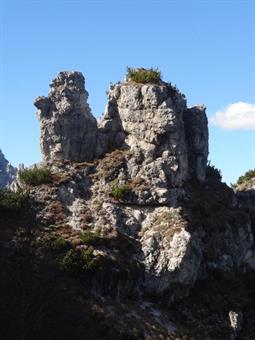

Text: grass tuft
xmin=19 ymin=166 xmax=52 ymax=186
xmin=126 ymin=67 xmax=161 ymax=84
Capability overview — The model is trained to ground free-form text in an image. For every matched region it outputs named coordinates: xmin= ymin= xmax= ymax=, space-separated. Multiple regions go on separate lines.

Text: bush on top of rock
xmin=126 ymin=67 xmax=162 ymax=84
xmin=236 ymin=169 xmax=255 ymax=186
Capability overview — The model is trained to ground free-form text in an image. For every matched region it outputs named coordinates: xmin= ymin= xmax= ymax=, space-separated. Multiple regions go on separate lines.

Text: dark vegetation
xmin=111 ymin=184 xmax=129 ymax=200
xmin=80 ymin=230 xmax=101 ymax=245
xmin=206 ymin=163 xmax=222 ymax=181
xmin=174 ymin=270 xmax=255 ymax=339
xmin=126 ymin=67 xmax=162 ymax=84
xmin=236 ymin=168 xmax=255 ymax=186
xmin=0 ymin=189 xmax=28 ymax=211
xmin=49 ymin=236 xmax=70 ymax=252
xmin=59 ymin=247 xmax=96 ymax=278
xmin=19 ymin=166 xmax=52 ymax=186
xmin=184 ymin=174 xmax=247 ymax=232
xmin=0 ymin=194 xmax=142 ymax=339
xmin=0 ymin=228 xmax=104 ymax=340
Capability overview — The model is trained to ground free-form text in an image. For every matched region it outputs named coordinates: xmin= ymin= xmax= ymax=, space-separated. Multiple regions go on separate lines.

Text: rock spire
xmin=35 ymin=70 xmax=208 ymax=186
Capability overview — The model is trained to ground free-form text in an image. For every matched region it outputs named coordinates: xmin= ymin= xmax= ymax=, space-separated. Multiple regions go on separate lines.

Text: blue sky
xmin=0 ymin=0 xmax=254 ymax=184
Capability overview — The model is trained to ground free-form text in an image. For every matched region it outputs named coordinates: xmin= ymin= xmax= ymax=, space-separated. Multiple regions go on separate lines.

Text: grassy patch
xmin=19 ymin=166 xmax=52 ymax=186
xmin=111 ymin=184 xmax=129 ymax=200
xmin=59 ymin=247 xmax=96 ymax=276
xmin=50 ymin=237 xmax=70 ymax=252
xmin=126 ymin=67 xmax=161 ymax=84
xmin=80 ymin=230 xmax=101 ymax=245
xmin=0 ymin=189 xmax=28 ymax=210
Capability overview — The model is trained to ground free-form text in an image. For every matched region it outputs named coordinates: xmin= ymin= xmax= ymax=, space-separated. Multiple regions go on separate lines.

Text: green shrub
xmin=206 ymin=164 xmax=222 ymax=181
xmin=111 ymin=184 xmax=129 ymax=200
xmin=0 ymin=189 xmax=28 ymax=210
xmin=80 ymin=231 xmax=101 ymax=245
xmin=19 ymin=166 xmax=51 ymax=186
xmin=50 ymin=237 xmax=69 ymax=252
xmin=126 ymin=67 xmax=161 ymax=84
xmin=236 ymin=169 xmax=255 ymax=186
xmin=59 ymin=247 xmax=95 ymax=275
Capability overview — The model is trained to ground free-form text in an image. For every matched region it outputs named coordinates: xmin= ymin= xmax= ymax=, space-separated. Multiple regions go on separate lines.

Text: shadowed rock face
xmin=183 ymin=105 xmax=209 ymax=182
xmin=34 ymin=71 xmax=98 ymax=162
xmin=0 ymin=149 xmax=17 ymax=189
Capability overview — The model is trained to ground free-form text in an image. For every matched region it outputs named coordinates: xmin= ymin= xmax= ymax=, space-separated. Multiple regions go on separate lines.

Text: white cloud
xmin=210 ymin=102 xmax=255 ymax=130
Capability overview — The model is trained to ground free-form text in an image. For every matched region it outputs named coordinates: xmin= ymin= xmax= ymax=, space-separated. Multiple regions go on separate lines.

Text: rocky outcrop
xmin=99 ymin=82 xmax=208 ymax=204
xmin=33 ymin=71 xmax=255 ymax=292
xmin=35 ymin=71 xmax=208 ymax=206
xmin=98 ymin=83 xmax=188 ymax=205
xmin=36 ymin=72 xmax=208 ymax=185
xmin=25 ymin=70 xmax=255 ymax=338
xmin=235 ymin=176 xmax=255 ymax=269
xmin=35 ymin=71 xmax=98 ymax=162
xmin=0 ymin=149 xmax=17 ymax=189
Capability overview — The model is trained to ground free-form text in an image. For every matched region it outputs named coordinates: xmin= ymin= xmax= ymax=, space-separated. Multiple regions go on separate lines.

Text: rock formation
xmin=36 ymin=71 xmax=208 ymax=205
xmin=32 ymin=70 xmax=255 ymax=297
xmin=1 ymin=70 xmax=254 ymax=339
xmin=35 ymin=71 xmax=98 ymax=162
xmin=0 ymin=149 xmax=17 ymax=189
xmin=99 ymin=81 xmax=208 ymax=204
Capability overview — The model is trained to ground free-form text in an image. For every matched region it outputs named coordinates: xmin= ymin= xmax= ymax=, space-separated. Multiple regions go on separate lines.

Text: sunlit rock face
xmin=35 ymin=71 xmax=98 ymax=163
xmin=0 ymin=149 xmax=17 ymax=189
xmin=35 ymin=71 xmax=209 ymax=188
xmin=98 ymin=80 xmax=208 ymax=205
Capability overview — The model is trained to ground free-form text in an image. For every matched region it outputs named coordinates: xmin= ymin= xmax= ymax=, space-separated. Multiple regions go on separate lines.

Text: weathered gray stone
xmin=229 ymin=310 xmax=243 ymax=339
xmin=35 ymin=71 xmax=98 ymax=162
xmin=35 ymin=72 xmax=209 ymax=193
xmin=32 ymin=70 xmax=255 ymax=303
xmin=98 ymin=82 xmax=191 ymax=205
xmin=0 ymin=149 xmax=17 ymax=189
xmin=140 ymin=207 xmax=202 ymax=298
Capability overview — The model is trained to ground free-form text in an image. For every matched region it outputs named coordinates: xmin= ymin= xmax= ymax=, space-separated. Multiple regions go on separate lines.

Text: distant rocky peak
xmin=0 ymin=149 xmax=17 ymax=189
